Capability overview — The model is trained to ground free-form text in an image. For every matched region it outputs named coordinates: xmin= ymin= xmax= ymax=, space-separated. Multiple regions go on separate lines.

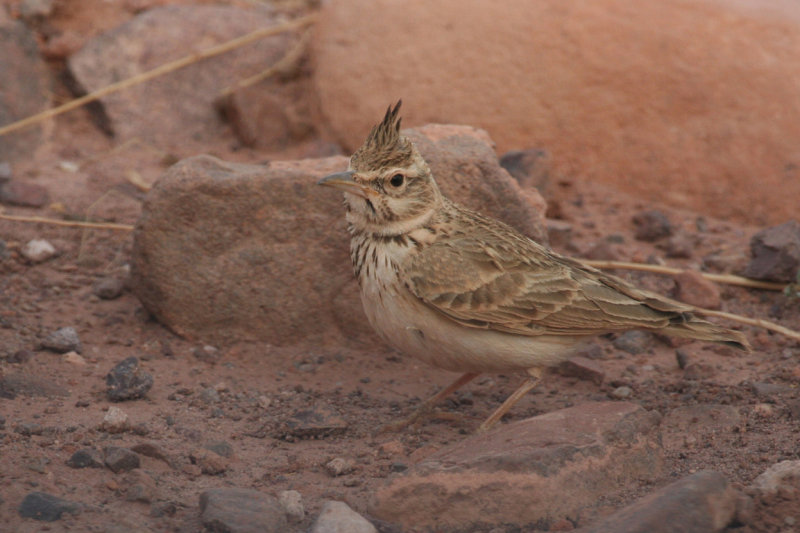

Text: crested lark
xmin=319 ymin=101 xmax=750 ymax=432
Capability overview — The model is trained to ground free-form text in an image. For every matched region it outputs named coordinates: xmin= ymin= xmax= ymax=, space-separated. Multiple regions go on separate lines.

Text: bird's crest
xmin=351 ymin=101 xmax=414 ymax=172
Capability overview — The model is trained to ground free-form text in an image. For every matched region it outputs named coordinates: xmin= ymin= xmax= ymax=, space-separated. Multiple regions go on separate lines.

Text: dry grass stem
xmin=0 ymin=13 xmax=318 ymax=138
xmin=697 ymin=308 xmax=800 ymax=343
xmin=582 ymin=259 xmax=786 ymax=291
xmin=0 ymin=213 xmax=134 ymax=231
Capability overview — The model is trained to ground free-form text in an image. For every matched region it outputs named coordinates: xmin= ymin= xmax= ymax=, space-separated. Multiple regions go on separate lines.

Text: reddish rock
xmin=672 ymin=270 xmax=721 ymax=309
xmin=576 ymin=471 xmax=738 ymax=533
xmin=313 ymin=0 xmax=800 ymax=226
xmin=0 ymin=21 xmax=53 ymax=163
xmin=68 ymin=5 xmax=294 ymax=155
xmin=742 ymin=220 xmax=800 ymax=283
xmin=200 ymin=488 xmax=287 ymax=533
xmin=369 ymin=402 xmax=663 ymax=530
xmin=499 ymin=148 xmax=551 ymax=191
xmin=557 ymin=355 xmax=605 ymax=385
xmin=131 ymin=125 xmax=546 ymax=345
xmin=633 ymin=210 xmax=673 ymax=242
xmin=0 ymin=181 xmax=50 ymax=207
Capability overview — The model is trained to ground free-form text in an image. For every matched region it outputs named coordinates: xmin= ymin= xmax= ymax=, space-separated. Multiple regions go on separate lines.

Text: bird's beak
xmin=317 ymin=171 xmax=374 ymax=199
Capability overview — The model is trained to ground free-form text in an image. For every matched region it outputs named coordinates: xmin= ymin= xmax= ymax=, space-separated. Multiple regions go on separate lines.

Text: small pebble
xmin=92 ymin=277 xmax=124 ymax=300
xmin=66 ymin=448 xmax=103 ymax=469
xmin=633 ymin=210 xmax=673 ymax=241
xmin=102 ymin=406 xmax=129 ymax=433
xmin=675 ymin=349 xmax=690 ymax=369
xmin=103 ymin=446 xmax=140 ymax=473
xmin=278 ymin=490 xmax=305 ymax=522
xmin=0 ymin=161 xmax=11 ymax=181
xmin=21 ymin=239 xmax=56 ymax=263
xmin=611 ymin=386 xmax=633 ymax=399
xmin=612 ymin=331 xmax=652 ymax=355
xmin=193 ymin=345 xmax=221 ymax=363
xmin=63 ymin=351 xmax=86 ymax=365
xmin=106 ymin=356 xmax=153 ymax=401
xmin=42 ymin=327 xmax=81 ymax=353
xmin=325 ymin=457 xmax=355 ymax=477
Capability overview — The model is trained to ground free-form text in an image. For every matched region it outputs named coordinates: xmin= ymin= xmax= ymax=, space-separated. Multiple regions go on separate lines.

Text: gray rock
xmin=613 ymin=330 xmax=653 ymax=355
xmin=131 ymin=125 xmax=546 ymax=345
xmin=0 ymin=372 xmax=69 ymax=399
xmin=104 ymin=446 xmax=141 ymax=473
xmin=278 ymin=490 xmax=304 ymax=522
xmin=742 ymin=220 xmax=800 ymax=283
xmin=68 ymin=5 xmax=292 ymax=154
xmin=0 ymin=181 xmax=50 ymax=207
xmin=312 ymin=501 xmax=377 ymax=533
xmin=200 ymin=488 xmax=288 ymax=533
xmin=66 ymin=447 xmax=104 ymax=469
xmin=92 ymin=277 xmax=125 ymax=300
xmin=750 ymin=460 xmax=800 ymax=498
xmin=557 ymin=355 xmax=605 ymax=385
xmin=575 ymin=471 xmax=738 ymax=533
xmin=610 ymin=385 xmax=633 ymax=399
xmin=203 ymin=440 xmax=234 ymax=458
xmin=0 ymin=21 xmax=52 ymax=163
xmin=42 ymin=326 xmax=81 ymax=353
xmin=21 ymin=238 xmax=56 ymax=263
xmin=499 ymin=148 xmax=550 ymax=191
xmin=369 ymin=402 xmax=663 ymax=530
xmin=123 ymin=470 xmax=159 ymax=503
xmin=633 ymin=210 xmax=673 ymax=241
xmin=18 ymin=491 xmax=81 ymax=522
xmin=281 ymin=405 xmax=348 ymax=440
xmin=106 ymin=356 xmax=153 ymax=401
xmin=325 ymin=457 xmax=355 ymax=477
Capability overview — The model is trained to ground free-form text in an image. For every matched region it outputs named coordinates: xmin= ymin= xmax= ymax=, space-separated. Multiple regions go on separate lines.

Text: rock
xmin=683 ymin=362 xmax=716 ymax=381
xmin=673 ymin=270 xmax=721 ymax=309
xmin=633 ymin=210 xmax=673 ymax=242
xmin=662 ymin=231 xmax=695 ymax=259
xmin=557 ymin=356 xmax=604 ymax=385
xmin=675 ymin=348 xmax=690 ymax=369
xmin=750 ymin=381 xmax=792 ymax=398
xmin=575 ymin=471 xmax=738 ymax=533
xmin=583 ymin=240 xmax=621 ymax=261
xmin=21 ymin=239 xmax=57 ymax=263
xmin=68 ymin=5 xmax=293 ymax=154
xmin=499 ymin=148 xmax=550 ymax=191
xmin=123 ymin=470 xmax=159 ymax=503
xmin=546 ymin=218 xmax=573 ymax=249
xmin=18 ymin=491 xmax=81 ymax=522
xmin=66 ymin=447 xmax=104 ymax=469
xmin=204 ymin=440 xmax=234 ymax=458
xmin=0 ymin=161 xmax=11 ymax=180
xmin=0 ymin=181 xmax=50 ymax=207
xmin=106 ymin=356 xmax=153 ymax=401
xmin=742 ymin=220 xmax=800 ymax=283
xmin=659 ymin=404 xmax=741 ymax=450
xmin=132 ymin=125 xmax=546 ymax=345
xmin=370 ymin=402 xmax=663 ymax=529
xmin=325 ymin=457 xmax=355 ymax=477
xmin=19 ymin=0 xmax=54 ymax=21
xmin=612 ymin=331 xmax=653 ymax=355
xmin=0 ymin=372 xmax=69 ymax=399
xmin=313 ymin=1 xmax=800 ymax=226
xmin=190 ymin=448 xmax=229 ymax=475
xmin=199 ymin=488 xmax=288 ymax=533
xmin=104 ymin=446 xmax=141 ymax=473
xmin=93 ymin=277 xmax=125 ymax=300
xmin=130 ymin=442 xmax=174 ymax=466
xmin=7 ymin=348 xmax=33 ymax=363
xmin=610 ymin=386 xmax=633 ymax=400
xmin=63 ymin=351 xmax=86 ymax=365
xmin=312 ymin=501 xmax=377 ymax=533
xmin=192 ymin=345 xmax=221 ymax=363
xmin=41 ymin=326 xmax=81 ymax=353
xmin=278 ymin=490 xmax=304 ymax=522
xmin=0 ymin=21 xmax=52 ymax=163
xmin=750 ymin=460 xmax=800 ymax=499
xmin=281 ymin=405 xmax=348 ymax=440
xmin=102 ymin=406 xmax=130 ymax=432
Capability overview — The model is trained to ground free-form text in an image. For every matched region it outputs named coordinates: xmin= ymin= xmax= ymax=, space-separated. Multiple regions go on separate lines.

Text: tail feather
xmin=662 ymin=318 xmax=751 ymax=352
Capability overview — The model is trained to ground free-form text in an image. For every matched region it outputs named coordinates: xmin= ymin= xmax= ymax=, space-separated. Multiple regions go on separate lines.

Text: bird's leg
xmin=477 ymin=368 xmax=543 ymax=433
xmin=378 ymin=372 xmax=480 ymax=433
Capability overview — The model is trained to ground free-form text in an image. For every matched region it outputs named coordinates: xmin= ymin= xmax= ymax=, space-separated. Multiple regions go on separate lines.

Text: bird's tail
xmin=663 ymin=318 xmax=751 ymax=352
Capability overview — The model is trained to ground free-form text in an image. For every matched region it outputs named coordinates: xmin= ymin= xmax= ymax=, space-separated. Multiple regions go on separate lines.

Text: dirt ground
xmin=2 ymin=2 xmax=800 ymax=532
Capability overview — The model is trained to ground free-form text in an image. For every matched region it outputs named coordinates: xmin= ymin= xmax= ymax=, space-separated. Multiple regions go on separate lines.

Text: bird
xmin=318 ymin=101 xmax=750 ymax=432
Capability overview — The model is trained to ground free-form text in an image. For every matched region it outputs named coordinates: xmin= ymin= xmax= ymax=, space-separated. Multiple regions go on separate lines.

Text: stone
xmin=499 ymin=148 xmax=550 ymax=191
xmin=370 ymin=402 xmax=663 ymax=530
xmin=19 ymin=0 xmax=54 ymax=21
xmin=683 ymin=362 xmax=716 ymax=381
xmin=102 ymin=406 xmax=130 ymax=432
xmin=93 ymin=277 xmax=125 ymax=300
xmin=0 ymin=181 xmax=50 ymax=207
xmin=546 ymin=218 xmax=573 ymax=249
xmin=0 ymin=161 xmax=11 ymax=180
xmin=610 ymin=386 xmax=633 ymax=400
xmin=21 ymin=239 xmax=57 ymax=263
xmin=633 ymin=210 xmax=673 ymax=242
xmin=130 ymin=442 xmax=174 ymax=466
xmin=557 ymin=356 xmax=604 ymax=385
xmin=0 ymin=21 xmax=52 ymax=163
xmin=278 ymin=490 xmax=304 ymax=522
xmin=281 ymin=405 xmax=348 ymax=440
xmin=312 ymin=501 xmax=377 ymax=533
xmin=18 ymin=491 xmax=81 ymax=522
xmin=199 ymin=488 xmax=288 ymax=533
xmin=63 ymin=351 xmax=86 ymax=365
xmin=68 ymin=5 xmax=293 ymax=155
xmin=575 ymin=471 xmax=738 ymax=533
xmin=612 ymin=331 xmax=653 ymax=355
xmin=104 ymin=446 xmax=141 ymax=473
xmin=123 ymin=470 xmax=159 ymax=503
xmin=106 ymin=356 xmax=153 ymax=401
xmin=313 ymin=0 xmax=800 ymax=226
xmin=190 ymin=448 xmax=229 ymax=475
xmin=673 ymin=270 xmax=721 ymax=309
xmin=742 ymin=220 xmax=800 ymax=283
xmin=0 ymin=372 xmax=69 ymax=399
xmin=662 ymin=231 xmax=695 ymax=259
xmin=325 ymin=457 xmax=355 ymax=477
xmin=750 ymin=460 xmax=800 ymax=498
xmin=66 ymin=447 xmax=104 ymax=469
xmin=41 ymin=326 xmax=81 ymax=353
xmin=203 ymin=440 xmax=234 ymax=459
xmin=132 ymin=125 xmax=546 ymax=345
xmin=193 ymin=345 xmax=221 ymax=363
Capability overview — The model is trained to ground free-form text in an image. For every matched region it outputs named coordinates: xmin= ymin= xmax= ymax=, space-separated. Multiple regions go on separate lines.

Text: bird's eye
xmin=389 ymin=174 xmax=404 ymax=187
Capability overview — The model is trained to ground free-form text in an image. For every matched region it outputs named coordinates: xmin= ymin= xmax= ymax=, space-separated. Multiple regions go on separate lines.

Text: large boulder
xmin=131 ymin=125 xmax=546 ymax=345
xmin=312 ymin=0 xmax=800 ymax=225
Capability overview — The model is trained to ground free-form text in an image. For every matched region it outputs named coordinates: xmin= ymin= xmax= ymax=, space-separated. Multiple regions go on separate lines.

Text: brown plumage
xmin=319 ymin=101 xmax=750 ymax=432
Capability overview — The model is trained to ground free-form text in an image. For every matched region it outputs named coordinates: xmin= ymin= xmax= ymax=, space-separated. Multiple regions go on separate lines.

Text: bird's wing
xmin=404 ymin=234 xmax=684 ymax=336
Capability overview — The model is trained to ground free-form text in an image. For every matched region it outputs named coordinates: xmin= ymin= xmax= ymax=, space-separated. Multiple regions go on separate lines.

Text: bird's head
xmin=318 ymin=101 xmax=443 ymax=236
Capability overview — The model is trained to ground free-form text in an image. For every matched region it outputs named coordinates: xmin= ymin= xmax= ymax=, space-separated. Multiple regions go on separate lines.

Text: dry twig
xmin=0 ymin=213 xmax=134 ymax=231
